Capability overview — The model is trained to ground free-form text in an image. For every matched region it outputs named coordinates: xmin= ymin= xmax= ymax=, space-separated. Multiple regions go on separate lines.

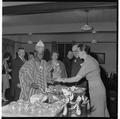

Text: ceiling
xmin=3 ymin=2 xmax=117 ymax=34
xmin=2 ymin=2 xmax=48 ymax=7
xmin=3 ymin=9 xmax=116 ymax=27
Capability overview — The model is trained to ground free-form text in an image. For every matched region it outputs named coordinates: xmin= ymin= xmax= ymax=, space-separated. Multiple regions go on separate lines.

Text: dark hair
xmin=3 ymin=52 xmax=11 ymax=59
xmin=18 ymin=47 xmax=25 ymax=51
xmin=3 ymin=52 xmax=12 ymax=65
xmin=29 ymin=52 xmax=34 ymax=56
xmin=77 ymin=44 xmax=91 ymax=54
xmin=72 ymin=43 xmax=78 ymax=47
xmin=50 ymin=51 xmax=59 ymax=60
xmin=51 ymin=51 xmax=59 ymax=57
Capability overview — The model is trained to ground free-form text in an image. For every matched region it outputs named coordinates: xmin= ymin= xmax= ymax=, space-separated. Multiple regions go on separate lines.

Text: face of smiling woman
xmin=52 ymin=52 xmax=58 ymax=61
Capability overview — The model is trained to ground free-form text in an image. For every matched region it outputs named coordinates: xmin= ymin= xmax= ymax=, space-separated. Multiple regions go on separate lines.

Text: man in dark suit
xmin=11 ymin=48 xmax=25 ymax=101
xmin=63 ymin=51 xmax=74 ymax=78
xmin=71 ymin=44 xmax=84 ymax=77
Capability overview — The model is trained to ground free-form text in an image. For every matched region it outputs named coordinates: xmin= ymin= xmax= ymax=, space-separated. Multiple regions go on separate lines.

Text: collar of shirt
xmin=19 ymin=56 xmax=25 ymax=62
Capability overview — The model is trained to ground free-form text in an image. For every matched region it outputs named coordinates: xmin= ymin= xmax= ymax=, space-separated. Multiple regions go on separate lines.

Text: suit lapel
xmin=17 ymin=57 xmax=24 ymax=65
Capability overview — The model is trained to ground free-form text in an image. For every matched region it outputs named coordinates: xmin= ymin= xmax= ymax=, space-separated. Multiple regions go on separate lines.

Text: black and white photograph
xmin=2 ymin=1 xmax=118 ymax=118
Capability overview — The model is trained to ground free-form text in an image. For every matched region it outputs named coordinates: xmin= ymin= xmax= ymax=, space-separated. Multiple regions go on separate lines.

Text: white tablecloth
xmin=2 ymin=105 xmax=59 ymax=117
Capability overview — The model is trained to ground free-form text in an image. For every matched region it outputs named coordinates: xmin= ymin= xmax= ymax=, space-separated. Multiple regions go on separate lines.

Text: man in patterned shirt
xmin=18 ymin=40 xmax=48 ymax=101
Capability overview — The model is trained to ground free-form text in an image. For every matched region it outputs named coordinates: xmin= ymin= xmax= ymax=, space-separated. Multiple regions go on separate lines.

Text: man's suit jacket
xmin=63 ymin=57 xmax=73 ymax=77
xmin=71 ymin=57 xmax=86 ymax=86
xmin=71 ymin=57 xmax=83 ymax=77
xmin=11 ymin=56 xmax=24 ymax=85
xmin=11 ymin=56 xmax=24 ymax=99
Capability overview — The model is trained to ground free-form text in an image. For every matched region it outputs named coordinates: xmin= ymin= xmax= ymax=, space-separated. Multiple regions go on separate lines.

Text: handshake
xmin=47 ymin=79 xmax=55 ymax=84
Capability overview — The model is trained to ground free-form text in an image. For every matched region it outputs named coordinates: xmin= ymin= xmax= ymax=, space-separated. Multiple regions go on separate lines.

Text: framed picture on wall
xmin=91 ymin=52 xmax=105 ymax=64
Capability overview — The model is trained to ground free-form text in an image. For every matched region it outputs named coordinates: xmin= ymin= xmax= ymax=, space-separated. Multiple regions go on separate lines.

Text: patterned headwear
xmin=36 ymin=40 xmax=44 ymax=47
xmin=35 ymin=40 xmax=44 ymax=52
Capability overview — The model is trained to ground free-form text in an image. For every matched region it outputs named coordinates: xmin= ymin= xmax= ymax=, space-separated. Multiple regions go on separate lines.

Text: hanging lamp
xmin=81 ymin=10 xmax=94 ymax=31
xmin=27 ymin=32 xmax=33 ymax=44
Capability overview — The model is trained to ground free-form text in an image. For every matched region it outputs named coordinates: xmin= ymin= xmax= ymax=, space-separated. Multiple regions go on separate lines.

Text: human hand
xmin=47 ymin=79 xmax=54 ymax=84
xmin=31 ymin=83 xmax=39 ymax=89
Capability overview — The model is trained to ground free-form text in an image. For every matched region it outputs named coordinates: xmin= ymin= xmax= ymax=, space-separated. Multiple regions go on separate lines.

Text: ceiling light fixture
xmin=91 ymin=39 xmax=97 ymax=44
xmin=91 ymin=29 xmax=97 ymax=43
xmin=81 ymin=10 xmax=94 ymax=31
xmin=28 ymin=32 xmax=33 ymax=44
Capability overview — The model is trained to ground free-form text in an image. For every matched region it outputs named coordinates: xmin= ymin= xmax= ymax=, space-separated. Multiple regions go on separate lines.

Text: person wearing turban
xmin=19 ymin=40 xmax=48 ymax=101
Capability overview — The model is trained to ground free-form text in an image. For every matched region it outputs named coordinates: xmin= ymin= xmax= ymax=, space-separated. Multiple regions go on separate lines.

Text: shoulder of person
xmin=46 ymin=61 xmax=52 ymax=71
xmin=58 ymin=60 xmax=65 ymax=66
xmin=87 ymin=55 xmax=99 ymax=67
xmin=20 ymin=60 xmax=34 ymax=72
xmin=41 ymin=60 xmax=49 ymax=67
xmin=22 ymin=59 xmax=34 ymax=68
xmin=58 ymin=60 xmax=62 ymax=63
xmin=46 ymin=60 xmax=52 ymax=65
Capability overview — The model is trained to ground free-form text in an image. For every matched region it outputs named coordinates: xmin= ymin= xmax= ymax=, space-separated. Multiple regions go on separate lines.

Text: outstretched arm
xmin=56 ymin=57 xmax=98 ymax=83
xmin=61 ymin=75 xmax=82 ymax=83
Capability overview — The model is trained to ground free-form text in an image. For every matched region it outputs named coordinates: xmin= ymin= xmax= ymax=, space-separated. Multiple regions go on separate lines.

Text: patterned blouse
xmin=47 ymin=60 xmax=67 ymax=81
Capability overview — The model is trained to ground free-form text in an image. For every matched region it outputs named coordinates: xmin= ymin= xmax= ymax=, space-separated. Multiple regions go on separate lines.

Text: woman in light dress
xmin=55 ymin=44 xmax=109 ymax=117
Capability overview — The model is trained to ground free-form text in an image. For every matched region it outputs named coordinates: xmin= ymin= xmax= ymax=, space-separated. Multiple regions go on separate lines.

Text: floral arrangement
xmin=55 ymin=86 xmax=90 ymax=117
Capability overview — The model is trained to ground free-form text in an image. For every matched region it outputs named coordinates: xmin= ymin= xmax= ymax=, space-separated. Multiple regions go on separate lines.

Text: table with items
xmin=2 ymin=84 xmax=90 ymax=117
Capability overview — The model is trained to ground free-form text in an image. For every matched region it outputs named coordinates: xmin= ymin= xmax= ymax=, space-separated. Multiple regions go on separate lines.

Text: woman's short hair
xmin=77 ymin=44 xmax=91 ymax=54
xmin=51 ymin=50 xmax=59 ymax=57
xmin=18 ymin=47 xmax=25 ymax=51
